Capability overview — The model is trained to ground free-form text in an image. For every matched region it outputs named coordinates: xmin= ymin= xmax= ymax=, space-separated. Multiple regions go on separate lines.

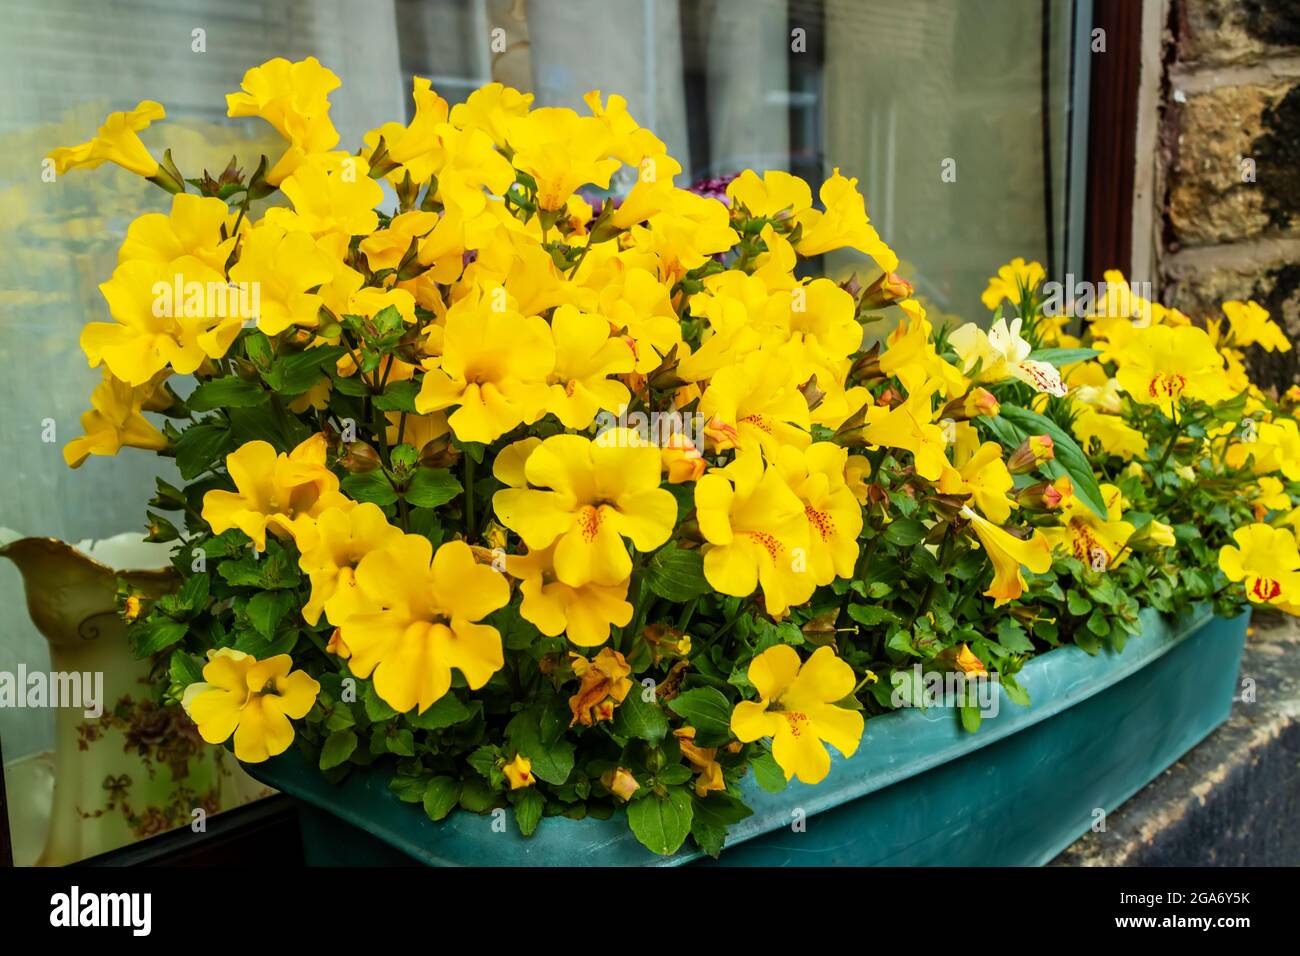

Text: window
xmin=0 ymin=0 xmax=1093 ymax=863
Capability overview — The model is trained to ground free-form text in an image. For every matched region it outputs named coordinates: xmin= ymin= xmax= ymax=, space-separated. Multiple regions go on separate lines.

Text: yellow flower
xmin=507 ymin=107 xmax=620 ymax=211
xmin=49 ymin=101 xmax=165 ymax=178
xmin=939 ymin=441 xmax=1016 ymax=523
xmin=1113 ymin=324 xmax=1229 ymax=416
xmin=341 ymin=538 xmax=510 ymax=713
xmin=546 ymin=305 xmax=635 ymax=429
xmin=877 ymin=310 xmax=969 ymax=400
xmin=1219 ymin=524 xmax=1300 ymax=605
xmin=1222 ymin=300 xmax=1289 ymax=353
xmin=726 ymin=169 xmax=812 ymax=219
xmin=730 ymin=645 xmax=863 ymax=785
xmin=845 ymin=454 xmax=872 ymax=504
xmin=228 ymin=221 xmax=338 ymax=336
xmin=772 ymin=443 xmax=864 ymax=585
xmin=181 ymin=649 xmax=319 ymax=763
xmin=1072 ymin=409 xmax=1148 ymax=461
xmin=700 ymin=349 xmax=811 ymax=454
xmin=980 ymin=257 xmax=1045 ymax=310
xmin=506 ymin=545 xmax=632 ymax=648
xmin=674 ymin=727 xmax=726 ymax=797
xmin=449 ymin=82 xmax=534 ymax=148
xmin=201 ymin=434 xmax=351 ymax=551
xmin=364 ymin=76 xmax=449 ymax=184
xmin=961 ymin=508 xmax=1053 ymax=606
xmin=63 ymin=369 xmax=170 ymax=468
xmin=949 ymin=317 xmax=1066 ymax=397
xmin=118 ymin=193 xmax=238 ymax=272
xmin=794 ymin=169 xmax=898 ymax=272
xmin=503 ymin=754 xmax=535 ymax=789
xmin=569 ymin=648 xmax=634 ymax=727
xmin=694 ymin=450 xmax=814 ymax=617
xmin=269 ymin=160 xmax=384 ymax=240
xmin=1252 ymin=476 xmax=1293 ymax=519
xmin=1041 ymin=483 xmax=1135 ymax=571
xmin=414 ymin=295 xmax=555 ymax=443
xmin=1233 ymin=418 xmax=1300 ymax=481
xmin=226 ymin=57 xmax=342 ymax=183
xmin=492 ymin=432 xmax=676 ymax=587
xmin=360 ymin=210 xmax=440 ymax=272
xmin=297 ymin=503 xmax=404 ymax=626
xmin=81 ymin=256 xmax=237 ymax=385
xmin=861 ymin=381 xmax=948 ymax=481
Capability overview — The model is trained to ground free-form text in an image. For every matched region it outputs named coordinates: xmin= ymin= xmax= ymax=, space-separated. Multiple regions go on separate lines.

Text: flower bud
xmin=661 ymin=433 xmax=706 ymax=484
xmin=1130 ymin=517 xmax=1176 ymax=550
xmin=859 ymin=272 xmax=914 ymax=311
xmin=943 ymin=387 xmax=1000 ymax=422
xmin=1006 ymin=434 xmax=1054 ymax=474
xmin=1018 ymin=476 xmax=1073 ymax=511
xmin=953 ymin=644 xmax=987 ymax=676
xmin=503 ymin=754 xmax=535 ymax=790
xmin=338 ymin=441 xmax=382 ymax=473
xmin=418 ymin=434 xmax=461 ymax=470
xmin=602 ymin=767 xmax=641 ymax=802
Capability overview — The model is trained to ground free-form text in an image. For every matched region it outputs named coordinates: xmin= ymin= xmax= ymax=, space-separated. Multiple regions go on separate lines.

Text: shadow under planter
xmin=245 ymin=606 xmax=1250 ymax=866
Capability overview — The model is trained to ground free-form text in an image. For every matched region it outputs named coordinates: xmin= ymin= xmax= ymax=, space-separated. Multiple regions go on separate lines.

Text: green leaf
xmin=175 ymin=422 xmax=234 ymax=480
xmin=320 ymin=729 xmax=358 ymax=770
xmin=691 ymin=818 xmax=727 ymax=858
xmin=666 ymin=687 xmax=733 ymax=746
xmin=342 ymin=471 xmax=399 ymax=506
xmin=168 ymin=649 xmax=204 ymax=688
xmin=611 ymin=690 xmax=670 ymax=744
xmin=422 ymin=776 xmax=461 ymax=821
xmin=373 ymin=379 xmax=421 ymax=413
xmin=511 ymin=787 xmax=546 ymax=837
xmin=749 ymin=748 xmax=788 ymax=792
xmin=1026 ymin=347 xmax=1100 ymax=366
xmin=173 ymin=573 xmax=210 ymax=614
xmin=217 ymin=548 xmax=301 ymax=589
xmin=407 ymin=693 xmax=471 ymax=730
xmin=645 ymin=545 xmax=711 ymax=601
xmin=458 ymin=776 xmax=496 ymax=812
xmin=245 ymin=590 xmax=295 ymax=639
xmin=997 ymin=404 xmax=1107 ymax=519
xmin=883 ymin=518 xmax=926 ymax=547
xmin=506 ymin=707 xmax=575 ymax=785
xmin=129 ymin=618 xmax=188 ymax=656
xmin=995 ymin=618 xmax=1034 ymax=652
xmin=187 ymin=377 xmax=268 ymax=412
xmin=227 ymin=403 xmax=312 ymax=453
xmin=692 ymin=790 xmax=754 ymax=827
xmin=404 ymin=468 xmax=462 ymax=508
xmin=264 ymin=345 xmax=346 ymax=395
xmin=1066 ymin=590 xmax=1093 ymax=616
xmin=847 ymin=604 xmax=900 ymax=627
xmin=388 ymin=774 xmax=427 ymax=803
xmin=363 ymin=682 xmax=399 ymax=722
xmin=627 ymin=787 xmax=694 ymax=856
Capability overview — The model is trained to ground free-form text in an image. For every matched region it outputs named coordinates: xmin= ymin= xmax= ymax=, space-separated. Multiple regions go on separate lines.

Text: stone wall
xmin=1157 ymin=0 xmax=1300 ymax=389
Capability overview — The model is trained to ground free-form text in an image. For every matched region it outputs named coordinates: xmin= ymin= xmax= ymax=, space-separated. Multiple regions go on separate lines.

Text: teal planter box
xmin=245 ymin=607 xmax=1250 ymax=866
